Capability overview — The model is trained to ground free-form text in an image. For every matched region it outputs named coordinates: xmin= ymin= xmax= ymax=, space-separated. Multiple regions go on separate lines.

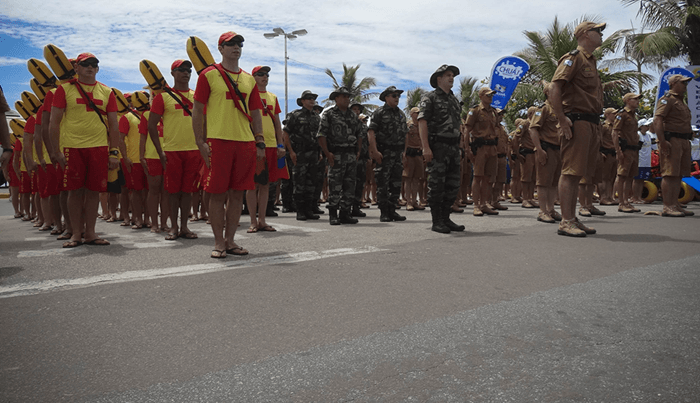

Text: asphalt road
xmin=1 ymin=197 xmax=699 ymax=402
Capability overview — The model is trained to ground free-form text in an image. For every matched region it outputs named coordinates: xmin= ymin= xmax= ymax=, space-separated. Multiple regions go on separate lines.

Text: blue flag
xmin=489 ymin=56 xmax=530 ymax=109
xmin=654 ymin=67 xmax=694 ymax=106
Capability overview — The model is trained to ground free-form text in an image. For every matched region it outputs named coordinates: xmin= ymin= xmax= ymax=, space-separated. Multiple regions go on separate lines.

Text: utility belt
xmin=378 ymin=144 xmax=405 ymax=153
xmin=497 ymin=153 xmax=507 ymax=158
xmin=665 ymin=131 xmax=692 ymax=140
xmin=565 ymin=112 xmax=601 ymax=125
xmin=329 ymin=145 xmax=356 ymax=153
xmin=405 ymin=147 xmax=423 ymax=157
xmin=291 ymin=141 xmax=319 ymax=152
xmin=430 ymin=136 xmax=460 ymax=146
xmin=470 ymin=136 xmax=498 ymax=154
xmin=519 ymin=148 xmax=535 ymax=155
xmin=540 ymin=141 xmax=560 ymax=151
xmin=619 ymin=138 xmax=642 ymax=151
xmin=600 ymin=147 xmax=616 ymax=156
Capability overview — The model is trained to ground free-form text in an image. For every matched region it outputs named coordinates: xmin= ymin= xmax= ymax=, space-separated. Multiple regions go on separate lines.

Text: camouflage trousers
xmin=292 ymin=150 xmax=323 ymax=205
xmin=354 ymin=157 xmax=367 ymax=205
xmin=427 ymin=142 xmax=461 ymax=209
xmin=374 ymin=149 xmax=403 ymax=208
xmin=327 ymin=152 xmax=357 ymax=210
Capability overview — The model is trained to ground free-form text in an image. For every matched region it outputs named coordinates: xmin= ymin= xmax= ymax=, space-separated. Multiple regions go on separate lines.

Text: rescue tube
xmin=15 ymin=101 xmax=32 ymax=120
xmin=111 ymin=88 xmax=130 ymax=114
xmin=43 ymin=44 xmax=76 ymax=81
xmin=186 ymin=36 xmax=215 ymax=75
xmin=30 ymin=78 xmax=49 ymax=102
xmin=10 ymin=119 xmax=26 ymax=136
xmin=139 ymin=59 xmax=167 ymax=94
xmin=27 ymin=58 xmax=57 ymax=87
xmin=641 ymin=180 xmax=658 ymax=203
xmin=131 ymin=91 xmax=150 ymax=110
xmin=678 ymin=182 xmax=695 ymax=204
xmin=21 ymin=91 xmax=42 ymax=114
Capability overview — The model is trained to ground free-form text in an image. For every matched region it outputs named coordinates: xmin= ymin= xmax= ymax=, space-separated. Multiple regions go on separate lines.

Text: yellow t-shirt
xmin=54 ymin=81 xmax=117 ymax=149
xmin=194 ymin=65 xmax=262 ymax=142
xmin=139 ymin=110 xmax=164 ymax=160
xmin=152 ymin=89 xmax=197 ymax=151
xmin=120 ymin=112 xmax=141 ymax=161
xmin=259 ymin=91 xmax=281 ymax=147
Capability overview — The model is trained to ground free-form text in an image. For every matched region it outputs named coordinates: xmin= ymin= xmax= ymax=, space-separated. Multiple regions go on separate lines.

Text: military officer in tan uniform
xmin=404 ymin=107 xmax=425 ymax=211
xmin=465 ymin=87 xmax=499 ymax=216
xmin=613 ymin=93 xmax=642 ymax=213
xmin=653 ymin=74 xmax=695 ymax=217
xmin=490 ymin=109 xmax=509 ymax=210
xmin=550 ymin=21 xmax=606 ymax=237
xmin=598 ymin=108 xmax=618 ymax=205
xmin=508 ymin=119 xmax=523 ymax=203
xmin=512 ymin=106 xmax=538 ymax=208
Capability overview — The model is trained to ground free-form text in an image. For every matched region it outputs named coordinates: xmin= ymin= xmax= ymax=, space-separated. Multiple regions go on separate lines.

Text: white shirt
xmin=638 ymin=130 xmax=653 ymax=168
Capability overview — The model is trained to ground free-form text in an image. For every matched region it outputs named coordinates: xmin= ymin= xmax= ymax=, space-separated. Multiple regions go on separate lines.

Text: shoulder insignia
xmin=518 ymin=125 xmax=523 ymax=129
xmin=535 ymin=111 xmax=542 ymax=116
xmin=468 ymin=111 xmax=473 ymax=116
xmin=615 ymin=115 xmax=622 ymax=120
xmin=660 ymin=99 xmax=667 ymax=105
xmin=564 ymin=60 xmax=573 ymax=67
xmin=569 ymin=49 xmax=579 ymax=56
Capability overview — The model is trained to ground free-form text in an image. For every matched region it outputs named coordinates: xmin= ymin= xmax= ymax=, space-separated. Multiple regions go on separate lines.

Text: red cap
xmin=171 ymin=59 xmax=193 ymax=71
xmin=218 ymin=31 xmax=244 ymax=46
xmin=76 ymin=52 xmax=99 ymax=63
xmin=251 ymin=66 xmax=270 ymax=76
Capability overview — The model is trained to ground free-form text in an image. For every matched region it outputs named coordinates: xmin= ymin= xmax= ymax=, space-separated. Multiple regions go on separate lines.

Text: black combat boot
xmin=443 ymin=205 xmax=465 ymax=231
xmin=351 ymin=204 xmax=366 ymax=217
xmin=339 ymin=209 xmax=358 ymax=224
xmin=430 ymin=206 xmax=451 ymax=234
xmin=304 ymin=205 xmax=320 ymax=220
xmin=311 ymin=202 xmax=325 ymax=215
xmin=328 ymin=207 xmax=340 ymax=225
xmin=296 ymin=201 xmax=307 ymax=221
xmin=389 ymin=205 xmax=406 ymax=221
xmin=379 ymin=204 xmax=393 ymax=222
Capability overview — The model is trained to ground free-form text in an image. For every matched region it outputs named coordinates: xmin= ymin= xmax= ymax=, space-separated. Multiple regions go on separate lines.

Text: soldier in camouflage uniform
xmin=317 ymin=87 xmax=362 ymax=225
xmin=419 ymin=65 xmax=465 ymax=234
xmin=368 ymin=86 xmax=408 ymax=222
xmin=283 ymin=90 xmax=322 ymax=221
xmin=351 ymin=103 xmax=369 ymax=218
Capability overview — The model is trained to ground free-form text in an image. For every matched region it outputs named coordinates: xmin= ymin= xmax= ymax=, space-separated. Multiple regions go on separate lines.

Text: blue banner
xmin=654 ymin=67 xmax=694 ymax=106
xmin=489 ymin=56 xmax=530 ymax=109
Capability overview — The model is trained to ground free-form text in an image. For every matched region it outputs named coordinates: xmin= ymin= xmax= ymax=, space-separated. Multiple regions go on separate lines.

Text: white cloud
xmin=0 ymin=0 xmax=647 ymax=112
xmin=0 ymin=56 xmax=27 ymax=66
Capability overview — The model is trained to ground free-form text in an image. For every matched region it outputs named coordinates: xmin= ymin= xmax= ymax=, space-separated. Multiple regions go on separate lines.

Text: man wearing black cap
xmin=283 ymin=90 xmax=322 ymax=221
xmin=418 ymin=65 xmax=465 ymax=233
xmin=317 ymin=86 xmax=362 ymax=225
xmin=350 ymin=102 xmax=369 ymax=218
xmin=653 ymin=73 xmax=695 ymax=217
xmin=369 ymin=86 xmax=408 ymax=222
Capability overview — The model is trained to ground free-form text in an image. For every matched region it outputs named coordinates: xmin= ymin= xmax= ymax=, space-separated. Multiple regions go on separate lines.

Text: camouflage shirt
xmin=358 ymin=121 xmax=369 ymax=159
xmin=417 ymin=87 xmax=462 ymax=139
xmin=316 ymin=106 xmax=361 ymax=150
xmin=368 ymin=104 xmax=408 ymax=147
xmin=283 ymin=107 xmax=321 ymax=151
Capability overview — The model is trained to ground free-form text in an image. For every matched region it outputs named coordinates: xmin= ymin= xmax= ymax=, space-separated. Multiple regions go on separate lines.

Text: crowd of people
xmin=1 ymin=22 xmax=699 ymax=258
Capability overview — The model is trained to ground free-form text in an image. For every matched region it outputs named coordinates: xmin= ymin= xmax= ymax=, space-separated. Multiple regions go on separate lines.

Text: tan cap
xmin=410 ymin=106 xmax=420 ymax=114
xmin=574 ymin=22 xmax=606 ymax=38
xmin=478 ymin=87 xmax=496 ymax=97
xmin=668 ymin=74 xmax=692 ymax=86
xmin=622 ymin=93 xmax=640 ymax=103
xmin=604 ymin=107 xmax=616 ymax=115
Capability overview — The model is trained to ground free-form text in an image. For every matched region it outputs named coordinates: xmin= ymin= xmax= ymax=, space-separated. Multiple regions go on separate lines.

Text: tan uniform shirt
xmin=613 ymin=107 xmax=638 ymax=145
xmin=496 ymin=125 xmax=508 ymax=155
xmin=515 ymin=119 xmax=534 ymax=149
xmin=405 ymin=120 xmax=422 ymax=149
xmin=529 ymin=101 xmax=559 ymax=145
xmin=601 ymin=121 xmax=614 ymax=149
xmin=655 ymin=91 xmax=693 ymax=134
xmin=465 ymin=104 xmax=498 ymax=140
xmin=552 ymin=46 xmax=604 ymax=115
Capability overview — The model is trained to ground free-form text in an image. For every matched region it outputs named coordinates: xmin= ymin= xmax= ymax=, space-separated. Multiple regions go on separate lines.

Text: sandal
xmin=132 ymin=223 xmax=143 ymax=230
xmin=50 ymin=228 xmax=63 ymax=235
xmin=165 ymin=233 xmax=179 ymax=241
xmin=226 ymin=246 xmax=249 ymax=256
xmin=257 ymin=225 xmax=276 ymax=232
xmin=62 ymin=240 xmax=82 ymax=248
xmin=211 ymin=249 xmax=227 ymax=259
xmin=179 ymin=231 xmax=198 ymax=239
xmin=57 ymin=232 xmax=72 ymax=240
xmin=247 ymin=225 xmax=258 ymax=233
xmin=84 ymin=238 xmax=110 ymax=246
xmin=120 ymin=221 xmax=131 ymax=226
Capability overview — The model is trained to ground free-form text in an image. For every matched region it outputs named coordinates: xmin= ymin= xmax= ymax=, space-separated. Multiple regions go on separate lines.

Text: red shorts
xmin=164 ymin=150 xmax=202 ymax=194
xmin=203 ymin=139 xmax=255 ymax=194
xmin=146 ymin=158 xmax=164 ymax=177
xmin=36 ymin=164 xmax=60 ymax=198
xmin=20 ymin=171 xmax=32 ymax=194
xmin=31 ymin=171 xmax=38 ymax=194
xmin=122 ymin=160 xmax=147 ymax=191
xmin=265 ymin=147 xmax=290 ymax=183
xmin=63 ymin=146 xmax=108 ymax=192
xmin=8 ymin=155 xmax=20 ymax=187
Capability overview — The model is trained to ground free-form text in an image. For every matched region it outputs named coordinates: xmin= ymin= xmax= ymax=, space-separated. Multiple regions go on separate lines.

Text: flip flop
xmin=165 ymin=233 xmax=179 ymax=241
xmin=84 ymin=238 xmax=110 ymax=245
xmin=132 ymin=224 xmax=143 ymax=230
xmin=14 ymin=213 xmax=23 ymax=218
xmin=211 ymin=249 xmax=227 ymax=259
xmin=247 ymin=225 xmax=258 ymax=233
xmin=120 ymin=221 xmax=131 ymax=226
xmin=62 ymin=240 xmax=82 ymax=248
xmin=39 ymin=226 xmax=53 ymax=231
xmin=257 ymin=225 xmax=276 ymax=232
xmin=57 ymin=232 xmax=72 ymax=240
xmin=189 ymin=216 xmax=201 ymax=222
xmin=179 ymin=232 xmax=198 ymax=239
xmin=226 ymin=246 xmax=249 ymax=256
xmin=50 ymin=228 xmax=62 ymax=235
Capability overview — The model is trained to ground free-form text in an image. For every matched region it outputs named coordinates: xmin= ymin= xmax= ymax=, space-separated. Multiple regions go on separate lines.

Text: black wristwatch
xmin=255 ymin=142 xmax=266 ymax=150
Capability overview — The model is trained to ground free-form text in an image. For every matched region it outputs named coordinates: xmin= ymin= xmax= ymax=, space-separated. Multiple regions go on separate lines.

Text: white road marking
xmin=1 ymin=246 xmax=383 ymax=299
xmin=17 ymin=248 xmax=81 ymax=258
xmin=266 ymin=222 xmax=327 ymax=233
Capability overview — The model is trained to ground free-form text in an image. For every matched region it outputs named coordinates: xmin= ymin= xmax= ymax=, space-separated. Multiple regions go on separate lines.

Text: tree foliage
xmin=323 ymin=63 xmax=380 ymax=111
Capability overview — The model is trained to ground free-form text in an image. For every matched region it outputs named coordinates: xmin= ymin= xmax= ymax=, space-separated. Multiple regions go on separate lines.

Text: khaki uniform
xmin=403 ymin=120 xmax=423 ymax=180
xmin=530 ymin=101 xmax=562 ymax=187
xmin=465 ymin=104 xmax=498 ymax=177
xmin=600 ymin=121 xmax=617 ymax=181
xmin=613 ymin=107 xmax=639 ymax=177
xmin=515 ymin=119 xmax=536 ymax=183
xmin=493 ymin=124 xmax=508 ymax=183
xmin=655 ymin=91 xmax=693 ymax=177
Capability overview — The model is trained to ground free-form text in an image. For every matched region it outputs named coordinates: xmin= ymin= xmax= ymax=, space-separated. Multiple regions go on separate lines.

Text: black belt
xmin=330 ymin=146 xmax=356 ymax=153
xmin=600 ymin=147 xmax=616 ymax=155
xmin=665 ymin=131 xmax=692 ymax=140
xmin=497 ymin=153 xmax=506 ymax=158
xmin=431 ymin=136 xmax=460 ymax=146
xmin=540 ymin=141 xmax=560 ymax=151
xmin=565 ymin=113 xmax=600 ymax=125
xmin=405 ymin=147 xmax=423 ymax=157
xmin=623 ymin=144 xmax=642 ymax=151
xmin=519 ymin=148 xmax=535 ymax=155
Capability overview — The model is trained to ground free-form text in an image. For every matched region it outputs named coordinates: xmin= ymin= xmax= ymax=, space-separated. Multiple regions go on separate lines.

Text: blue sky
xmin=0 ymin=0 xmax=658 ymax=120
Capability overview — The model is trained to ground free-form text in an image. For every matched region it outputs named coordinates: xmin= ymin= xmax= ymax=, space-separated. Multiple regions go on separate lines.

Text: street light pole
xmin=263 ymin=27 xmax=307 ymax=116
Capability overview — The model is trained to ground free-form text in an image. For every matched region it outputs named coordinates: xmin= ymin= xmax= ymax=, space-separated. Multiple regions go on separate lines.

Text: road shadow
xmin=595 ymin=233 xmax=700 ymax=244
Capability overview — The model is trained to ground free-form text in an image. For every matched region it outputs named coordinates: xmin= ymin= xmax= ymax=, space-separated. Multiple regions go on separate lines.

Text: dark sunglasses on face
xmin=79 ymin=60 xmax=98 ymax=68
xmin=589 ymin=27 xmax=603 ymax=35
xmin=255 ymin=73 xmax=269 ymax=77
xmin=388 ymin=94 xmax=400 ymax=98
xmin=223 ymin=40 xmax=244 ymax=48
xmin=173 ymin=67 xmax=192 ymax=73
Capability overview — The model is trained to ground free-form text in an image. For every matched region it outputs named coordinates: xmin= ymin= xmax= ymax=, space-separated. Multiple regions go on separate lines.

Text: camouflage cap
xmin=429 ymin=65 xmax=460 ymax=88
xmin=668 ymin=74 xmax=692 ymax=86
xmin=574 ymin=22 xmax=606 ymax=39
xmin=350 ymin=102 xmax=364 ymax=113
xmin=329 ymin=86 xmax=352 ymax=100
xmin=312 ymin=103 xmax=324 ymax=113
xmin=379 ymin=85 xmax=404 ymax=102
xmin=296 ymin=90 xmax=318 ymax=106
xmin=622 ymin=92 xmax=640 ymax=103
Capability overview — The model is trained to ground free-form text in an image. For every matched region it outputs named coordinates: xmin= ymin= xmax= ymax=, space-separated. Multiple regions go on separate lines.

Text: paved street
xmin=1 ymin=196 xmax=699 ymax=402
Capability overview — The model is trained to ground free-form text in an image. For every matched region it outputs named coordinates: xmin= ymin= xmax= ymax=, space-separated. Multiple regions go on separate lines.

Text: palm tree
xmin=323 ymin=63 xmax=380 ymax=111
xmin=600 ymin=28 xmax=663 ymax=93
xmin=458 ymin=76 xmax=482 ymax=118
xmin=620 ymin=0 xmax=700 ymax=65
xmin=403 ymin=87 xmax=426 ymax=115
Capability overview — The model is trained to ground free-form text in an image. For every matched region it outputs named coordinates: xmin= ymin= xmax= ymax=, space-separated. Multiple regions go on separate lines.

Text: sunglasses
xmin=78 ymin=60 xmax=99 ymax=68
xmin=589 ymin=27 xmax=603 ymax=35
xmin=255 ymin=72 xmax=269 ymax=77
xmin=222 ymin=40 xmax=244 ymax=48
xmin=388 ymin=94 xmax=400 ymax=98
xmin=173 ymin=67 xmax=192 ymax=73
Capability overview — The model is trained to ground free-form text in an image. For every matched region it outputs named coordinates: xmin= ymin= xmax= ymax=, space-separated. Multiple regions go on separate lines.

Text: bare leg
xmin=558 ymin=174 xmax=582 ymax=221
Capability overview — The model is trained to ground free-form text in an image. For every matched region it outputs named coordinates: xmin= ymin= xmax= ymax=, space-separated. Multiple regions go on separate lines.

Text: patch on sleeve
xmin=468 ymin=111 xmax=473 ymax=116
xmin=535 ymin=111 xmax=542 ymax=117
xmin=615 ymin=115 xmax=622 ymax=120
xmin=420 ymin=101 xmax=427 ymax=108
xmin=564 ymin=60 xmax=573 ymax=67
xmin=660 ymin=99 xmax=667 ymax=105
